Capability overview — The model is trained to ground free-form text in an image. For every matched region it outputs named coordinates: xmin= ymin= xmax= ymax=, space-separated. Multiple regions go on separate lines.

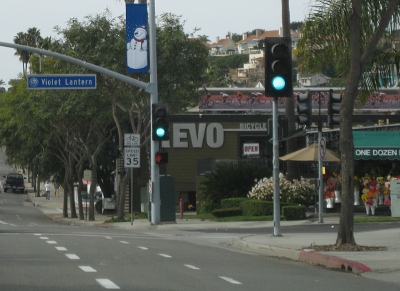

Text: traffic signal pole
xmin=317 ymin=92 xmax=324 ymax=223
xmin=149 ymin=0 xmax=161 ymax=225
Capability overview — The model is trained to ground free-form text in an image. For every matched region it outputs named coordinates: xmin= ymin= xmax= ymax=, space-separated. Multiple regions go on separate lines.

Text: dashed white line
xmin=219 ymin=276 xmax=242 ymax=285
xmin=39 ymin=237 xmax=49 ymax=240
xmin=65 ymin=254 xmax=80 ymax=260
xmin=96 ymin=279 xmax=120 ymax=289
xmin=119 ymin=241 xmax=129 ymax=244
xmin=0 ymin=220 xmax=7 ymax=224
xmin=184 ymin=264 xmax=200 ymax=270
xmin=46 ymin=241 xmax=57 ymax=244
xmin=55 ymin=247 xmax=67 ymax=251
xmin=9 ymin=224 xmax=17 ymax=227
xmin=34 ymin=234 xmax=42 ymax=236
xmin=105 ymin=237 xmax=112 ymax=239
xmin=138 ymin=246 xmax=148 ymax=250
xmin=79 ymin=266 xmax=97 ymax=272
xmin=159 ymin=254 xmax=172 ymax=258
xmin=16 ymin=215 xmax=22 ymax=221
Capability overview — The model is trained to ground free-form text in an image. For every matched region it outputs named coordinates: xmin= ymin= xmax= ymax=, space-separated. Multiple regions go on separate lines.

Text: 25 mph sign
xmin=124 ymin=147 xmax=140 ymax=168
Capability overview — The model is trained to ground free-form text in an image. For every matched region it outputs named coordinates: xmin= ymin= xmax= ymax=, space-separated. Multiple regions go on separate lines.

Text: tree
xmin=282 ymin=0 xmax=299 ymax=181
xmin=298 ymin=0 xmax=400 ymax=247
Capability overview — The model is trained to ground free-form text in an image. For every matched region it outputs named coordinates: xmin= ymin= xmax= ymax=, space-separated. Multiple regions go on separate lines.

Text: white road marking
xmin=184 ymin=264 xmax=200 ymax=270
xmin=16 ymin=215 xmax=22 ymax=221
xmin=219 ymin=276 xmax=242 ymax=285
xmin=55 ymin=247 xmax=67 ymax=251
xmin=0 ymin=220 xmax=7 ymax=224
xmin=96 ymin=279 xmax=120 ymax=289
xmin=119 ymin=241 xmax=129 ymax=244
xmin=34 ymin=234 xmax=42 ymax=236
xmin=105 ymin=237 xmax=112 ymax=239
xmin=79 ymin=266 xmax=97 ymax=272
xmin=65 ymin=254 xmax=80 ymax=260
xmin=46 ymin=241 xmax=57 ymax=244
xmin=9 ymin=224 xmax=17 ymax=227
xmin=138 ymin=246 xmax=148 ymax=250
xmin=159 ymin=254 xmax=172 ymax=258
xmin=40 ymin=237 xmax=49 ymax=240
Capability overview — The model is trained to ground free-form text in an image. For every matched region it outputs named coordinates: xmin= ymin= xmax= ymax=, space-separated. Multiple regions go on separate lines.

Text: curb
xmin=298 ymin=251 xmax=372 ymax=274
xmin=233 ymin=237 xmax=372 ymax=274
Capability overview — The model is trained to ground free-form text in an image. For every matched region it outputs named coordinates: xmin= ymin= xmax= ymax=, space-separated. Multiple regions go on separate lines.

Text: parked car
xmin=3 ymin=173 xmax=25 ymax=193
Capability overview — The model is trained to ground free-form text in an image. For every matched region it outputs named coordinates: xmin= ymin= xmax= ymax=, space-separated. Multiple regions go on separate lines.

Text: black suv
xmin=3 ymin=173 xmax=25 ymax=193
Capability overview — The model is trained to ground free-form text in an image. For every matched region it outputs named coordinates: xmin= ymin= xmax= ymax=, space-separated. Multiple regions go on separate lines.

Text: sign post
xmin=124 ymin=134 xmax=140 ymax=225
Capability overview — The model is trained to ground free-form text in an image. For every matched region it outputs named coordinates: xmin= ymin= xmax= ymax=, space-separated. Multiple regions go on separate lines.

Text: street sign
xmin=124 ymin=147 xmax=140 ymax=168
xmin=124 ymin=134 xmax=140 ymax=147
xmin=27 ymin=74 xmax=96 ymax=89
xmin=319 ymin=137 xmax=327 ymax=161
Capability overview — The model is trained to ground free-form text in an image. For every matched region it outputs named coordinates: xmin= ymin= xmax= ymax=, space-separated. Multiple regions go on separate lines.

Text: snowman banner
xmin=126 ymin=3 xmax=149 ymax=73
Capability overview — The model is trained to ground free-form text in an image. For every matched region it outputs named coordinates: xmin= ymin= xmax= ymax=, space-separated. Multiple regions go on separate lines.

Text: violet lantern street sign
xmin=27 ymin=74 xmax=96 ymax=89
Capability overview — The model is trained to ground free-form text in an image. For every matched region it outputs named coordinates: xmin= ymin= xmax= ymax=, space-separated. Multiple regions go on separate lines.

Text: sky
xmin=0 ymin=0 xmax=313 ymax=89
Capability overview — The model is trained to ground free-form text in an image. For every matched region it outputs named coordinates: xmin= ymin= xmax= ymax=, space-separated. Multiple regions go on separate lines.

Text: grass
xmin=354 ymin=216 xmax=400 ymax=223
xmin=182 ymin=212 xmax=274 ymax=222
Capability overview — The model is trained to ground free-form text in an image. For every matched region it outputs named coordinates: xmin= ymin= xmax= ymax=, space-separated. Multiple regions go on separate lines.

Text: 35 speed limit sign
xmin=124 ymin=147 xmax=140 ymax=168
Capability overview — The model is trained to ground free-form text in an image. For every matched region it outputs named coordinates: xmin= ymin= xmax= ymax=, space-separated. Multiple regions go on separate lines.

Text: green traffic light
xmin=272 ymin=76 xmax=285 ymax=91
xmin=156 ymin=127 xmax=166 ymax=137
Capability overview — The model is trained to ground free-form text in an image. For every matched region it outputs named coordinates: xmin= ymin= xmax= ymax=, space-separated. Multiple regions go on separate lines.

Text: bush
xmin=282 ymin=205 xmax=306 ymax=221
xmin=248 ymin=173 xmax=316 ymax=205
xmin=221 ymin=198 xmax=251 ymax=209
xmin=240 ymin=200 xmax=273 ymax=216
xmin=200 ymin=161 xmax=272 ymax=205
xmin=197 ymin=201 xmax=220 ymax=214
xmin=212 ymin=207 xmax=242 ymax=218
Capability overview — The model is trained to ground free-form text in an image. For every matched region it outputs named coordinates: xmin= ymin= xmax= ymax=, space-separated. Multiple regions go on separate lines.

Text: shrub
xmin=200 ymin=161 xmax=272 ymax=205
xmin=282 ymin=205 xmax=306 ymax=221
xmin=221 ymin=198 xmax=251 ymax=209
xmin=248 ymin=173 xmax=316 ymax=205
xmin=197 ymin=201 xmax=220 ymax=214
xmin=212 ymin=207 xmax=242 ymax=218
xmin=240 ymin=200 xmax=273 ymax=216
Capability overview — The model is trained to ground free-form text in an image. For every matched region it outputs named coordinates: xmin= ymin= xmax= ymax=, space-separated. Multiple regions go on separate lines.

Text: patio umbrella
xmin=279 ymin=143 xmax=340 ymax=162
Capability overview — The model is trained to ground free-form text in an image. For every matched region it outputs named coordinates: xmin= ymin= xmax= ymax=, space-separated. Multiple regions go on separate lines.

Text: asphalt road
xmin=0 ymin=148 xmax=399 ymax=290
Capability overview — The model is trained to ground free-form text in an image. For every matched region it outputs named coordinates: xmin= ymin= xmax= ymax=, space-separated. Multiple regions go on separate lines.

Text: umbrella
xmin=279 ymin=143 xmax=340 ymax=162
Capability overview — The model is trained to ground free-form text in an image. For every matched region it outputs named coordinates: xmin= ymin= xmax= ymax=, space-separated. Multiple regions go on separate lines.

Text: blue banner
xmin=126 ymin=3 xmax=149 ymax=73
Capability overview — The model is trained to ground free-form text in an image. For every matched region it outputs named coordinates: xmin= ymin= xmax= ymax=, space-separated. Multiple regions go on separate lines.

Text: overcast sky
xmin=0 ymin=0 xmax=313 ymax=88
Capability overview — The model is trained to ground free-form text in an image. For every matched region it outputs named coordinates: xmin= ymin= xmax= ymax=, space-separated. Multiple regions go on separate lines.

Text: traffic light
xmin=328 ymin=90 xmax=342 ymax=129
xmin=264 ymin=37 xmax=293 ymax=98
xmin=296 ymin=92 xmax=312 ymax=128
xmin=155 ymin=152 xmax=168 ymax=164
xmin=152 ymin=104 xmax=169 ymax=141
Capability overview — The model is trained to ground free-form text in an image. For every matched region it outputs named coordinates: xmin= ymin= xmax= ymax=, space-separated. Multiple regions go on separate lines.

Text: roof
xmin=238 ymin=30 xmax=280 ymax=44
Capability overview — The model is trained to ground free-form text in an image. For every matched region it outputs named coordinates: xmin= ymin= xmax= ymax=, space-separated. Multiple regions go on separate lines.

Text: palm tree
xmin=282 ymin=0 xmax=299 ymax=180
xmin=13 ymin=28 xmax=43 ymax=74
xmin=298 ymin=0 xmax=400 ymax=247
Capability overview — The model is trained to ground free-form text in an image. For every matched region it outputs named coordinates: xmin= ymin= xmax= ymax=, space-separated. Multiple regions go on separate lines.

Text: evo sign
xmin=28 ymin=74 xmax=96 ymax=89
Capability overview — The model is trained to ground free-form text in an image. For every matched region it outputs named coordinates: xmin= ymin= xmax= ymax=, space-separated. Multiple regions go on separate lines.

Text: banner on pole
xmin=126 ymin=3 xmax=149 ymax=73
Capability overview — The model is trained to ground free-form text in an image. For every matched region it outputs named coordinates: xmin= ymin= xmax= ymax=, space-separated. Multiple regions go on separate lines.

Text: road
xmin=0 ymin=151 xmax=399 ymax=290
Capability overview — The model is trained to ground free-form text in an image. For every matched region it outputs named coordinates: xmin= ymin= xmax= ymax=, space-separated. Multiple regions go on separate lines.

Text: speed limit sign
xmin=124 ymin=147 xmax=140 ymax=168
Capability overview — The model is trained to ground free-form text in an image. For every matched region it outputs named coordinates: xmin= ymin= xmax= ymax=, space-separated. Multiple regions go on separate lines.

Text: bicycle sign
xmin=124 ymin=134 xmax=140 ymax=147
xmin=124 ymin=147 xmax=140 ymax=168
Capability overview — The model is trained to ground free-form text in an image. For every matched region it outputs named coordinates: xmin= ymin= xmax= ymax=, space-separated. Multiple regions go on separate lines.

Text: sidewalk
xmin=26 ymin=183 xmax=400 ymax=285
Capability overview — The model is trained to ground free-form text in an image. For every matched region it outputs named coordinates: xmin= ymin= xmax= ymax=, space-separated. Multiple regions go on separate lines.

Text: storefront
xmin=354 ymin=131 xmax=400 ymax=160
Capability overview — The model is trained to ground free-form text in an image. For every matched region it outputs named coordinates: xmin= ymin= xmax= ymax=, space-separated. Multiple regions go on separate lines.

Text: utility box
xmin=160 ymin=175 xmax=176 ymax=222
xmin=146 ymin=176 xmax=176 ymax=222
xmin=390 ymin=180 xmax=400 ymax=217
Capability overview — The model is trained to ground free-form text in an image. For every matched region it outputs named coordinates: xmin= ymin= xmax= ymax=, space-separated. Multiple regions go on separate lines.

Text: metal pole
xmin=272 ymin=97 xmax=281 ymax=236
xmin=318 ymin=92 xmax=324 ymax=223
xmin=149 ymin=0 xmax=160 ymax=225
xmin=130 ymin=168 xmax=134 ymax=225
